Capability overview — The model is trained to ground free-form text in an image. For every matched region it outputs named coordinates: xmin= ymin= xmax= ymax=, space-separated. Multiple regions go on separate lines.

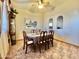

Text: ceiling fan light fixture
xmin=38 ymin=4 xmax=43 ymax=9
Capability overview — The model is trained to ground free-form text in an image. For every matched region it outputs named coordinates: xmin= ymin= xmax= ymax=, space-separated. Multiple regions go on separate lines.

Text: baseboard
xmin=54 ymin=39 xmax=79 ymax=48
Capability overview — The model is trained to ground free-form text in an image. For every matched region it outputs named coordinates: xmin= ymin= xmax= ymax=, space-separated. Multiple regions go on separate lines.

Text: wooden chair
xmin=38 ymin=31 xmax=43 ymax=53
xmin=49 ymin=30 xmax=54 ymax=47
xmin=38 ymin=31 xmax=47 ymax=53
xmin=44 ymin=31 xmax=50 ymax=49
xmin=23 ymin=31 xmax=34 ymax=54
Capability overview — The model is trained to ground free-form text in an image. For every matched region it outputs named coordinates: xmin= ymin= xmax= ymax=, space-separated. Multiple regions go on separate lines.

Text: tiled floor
xmin=6 ymin=40 xmax=79 ymax=59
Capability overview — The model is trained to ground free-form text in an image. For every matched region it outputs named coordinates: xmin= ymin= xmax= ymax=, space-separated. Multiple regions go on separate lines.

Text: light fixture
xmin=38 ymin=0 xmax=44 ymax=9
xmin=38 ymin=4 xmax=43 ymax=9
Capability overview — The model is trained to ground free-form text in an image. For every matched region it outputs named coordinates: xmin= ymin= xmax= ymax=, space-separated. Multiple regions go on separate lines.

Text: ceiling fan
xmin=13 ymin=0 xmax=55 ymax=12
xmin=29 ymin=0 xmax=55 ymax=12
xmin=14 ymin=0 xmax=55 ymax=8
xmin=37 ymin=0 xmax=55 ymax=9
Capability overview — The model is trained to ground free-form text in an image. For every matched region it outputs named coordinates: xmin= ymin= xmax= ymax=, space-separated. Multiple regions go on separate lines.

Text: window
xmin=57 ymin=16 xmax=63 ymax=29
xmin=49 ymin=18 xmax=53 ymax=29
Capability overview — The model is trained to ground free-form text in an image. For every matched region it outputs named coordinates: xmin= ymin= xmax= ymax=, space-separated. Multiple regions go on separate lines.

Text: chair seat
xmin=27 ymin=41 xmax=33 ymax=44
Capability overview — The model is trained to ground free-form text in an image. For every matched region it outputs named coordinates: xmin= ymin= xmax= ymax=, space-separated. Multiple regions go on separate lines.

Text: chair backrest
xmin=32 ymin=29 xmax=35 ymax=33
xmin=38 ymin=29 xmax=41 ymax=33
xmin=40 ymin=31 xmax=47 ymax=41
xmin=44 ymin=31 xmax=47 ymax=36
xmin=40 ymin=31 xmax=46 ymax=37
xmin=23 ymin=31 xmax=28 ymax=42
xmin=39 ymin=31 xmax=43 ymax=41
xmin=49 ymin=30 xmax=54 ymax=39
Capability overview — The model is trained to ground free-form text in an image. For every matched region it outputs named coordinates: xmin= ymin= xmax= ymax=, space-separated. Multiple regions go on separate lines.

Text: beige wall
xmin=15 ymin=9 xmax=44 ymax=40
xmin=0 ymin=37 xmax=4 ymax=59
xmin=0 ymin=33 xmax=9 ymax=59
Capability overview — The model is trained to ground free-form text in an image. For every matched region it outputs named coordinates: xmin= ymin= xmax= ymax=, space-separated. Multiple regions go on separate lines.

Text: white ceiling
xmin=12 ymin=0 xmax=79 ymax=14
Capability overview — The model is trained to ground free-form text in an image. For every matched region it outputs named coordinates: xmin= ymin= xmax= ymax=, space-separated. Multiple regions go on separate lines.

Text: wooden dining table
xmin=27 ymin=33 xmax=50 ymax=44
xmin=27 ymin=33 xmax=40 ymax=44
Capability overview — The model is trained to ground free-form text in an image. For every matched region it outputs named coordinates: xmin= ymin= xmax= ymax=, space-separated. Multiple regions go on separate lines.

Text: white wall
xmin=43 ymin=8 xmax=79 ymax=46
xmin=0 ymin=1 xmax=9 ymax=59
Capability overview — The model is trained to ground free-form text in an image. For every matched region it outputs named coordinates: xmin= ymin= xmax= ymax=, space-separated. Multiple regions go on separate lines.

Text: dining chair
xmin=49 ymin=30 xmax=54 ymax=47
xmin=38 ymin=31 xmax=47 ymax=53
xmin=44 ymin=31 xmax=50 ymax=49
xmin=42 ymin=31 xmax=47 ymax=50
xmin=37 ymin=31 xmax=43 ymax=53
xmin=23 ymin=31 xmax=34 ymax=54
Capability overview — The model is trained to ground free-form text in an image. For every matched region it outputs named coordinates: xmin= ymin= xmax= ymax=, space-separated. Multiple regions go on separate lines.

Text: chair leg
xmin=51 ymin=40 xmax=53 ymax=47
xmin=48 ymin=41 xmax=50 ymax=49
xmin=33 ymin=44 xmax=36 ymax=52
xmin=23 ymin=42 xmax=25 ymax=49
xmin=25 ymin=45 xmax=27 ymax=54
xmin=45 ymin=43 xmax=47 ymax=50
xmin=39 ymin=44 xmax=41 ymax=53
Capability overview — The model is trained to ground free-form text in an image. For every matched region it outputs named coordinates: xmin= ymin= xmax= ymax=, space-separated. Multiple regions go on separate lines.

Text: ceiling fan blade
xmin=41 ymin=0 xmax=43 ymax=3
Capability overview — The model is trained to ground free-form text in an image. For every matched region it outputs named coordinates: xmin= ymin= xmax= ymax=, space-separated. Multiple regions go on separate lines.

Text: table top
xmin=27 ymin=33 xmax=40 ymax=38
xmin=27 ymin=33 xmax=51 ymax=44
xmin=27 ymin=33 xmax=50 ymax=38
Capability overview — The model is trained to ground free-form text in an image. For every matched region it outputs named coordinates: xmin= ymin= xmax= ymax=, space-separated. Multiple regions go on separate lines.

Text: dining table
xmin=27 ymin=33 xmax=40 ymax=44
xmin=27 ymin=33 xmax=50 ymax=44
